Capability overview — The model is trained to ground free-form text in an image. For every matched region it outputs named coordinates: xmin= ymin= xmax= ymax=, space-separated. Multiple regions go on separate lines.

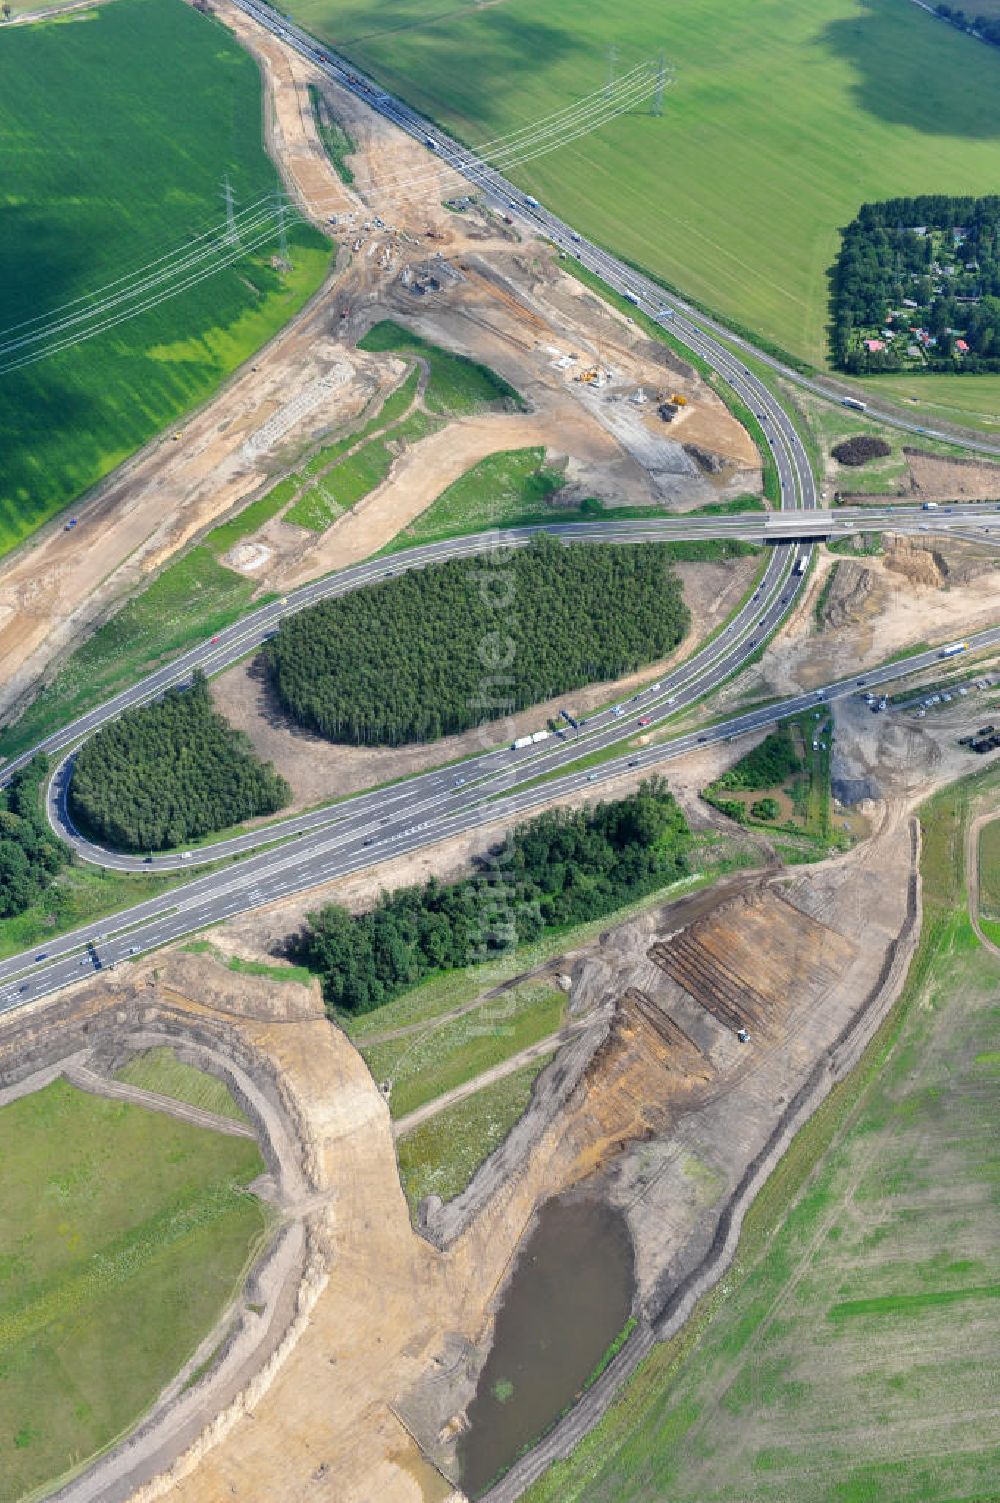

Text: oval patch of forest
xmin=263 ymin=536 xmax=691 ymax=746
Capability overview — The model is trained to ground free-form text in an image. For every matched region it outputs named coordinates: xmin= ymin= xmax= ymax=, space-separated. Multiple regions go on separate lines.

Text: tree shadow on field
xmin=344 ymin=5 xmax=587 ymax=114
xmin=820 ymin=0 xmax=1000 ymax=140
xmin=0 ymin=206 xmax=101 ymax=533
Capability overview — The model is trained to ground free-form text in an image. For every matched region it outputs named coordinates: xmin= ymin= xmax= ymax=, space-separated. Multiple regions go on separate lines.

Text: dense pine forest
xmin=69 ymin=673 xmax=291 ymax=851
xmin=264 ymin=536 xmax=690 ymax=746
xmin=289 ymin=779 xmax=691 ymax=1014
xmin=0 ymin=757 xmax=69 ymax=917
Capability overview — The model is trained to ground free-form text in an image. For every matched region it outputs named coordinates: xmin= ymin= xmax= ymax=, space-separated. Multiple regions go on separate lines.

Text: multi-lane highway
xmin=38 ymin=499 xmax=1000 ymax=872
xmin=1 ymin=0 xmax=997 ymax=1014
xmin=233 ymin=0 xmax=1000 ymax=459
xmin=5 ymin=612 xmax=1000 ymax=1017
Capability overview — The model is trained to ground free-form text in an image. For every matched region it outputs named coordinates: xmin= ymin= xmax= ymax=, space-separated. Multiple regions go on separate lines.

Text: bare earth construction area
xmin=3 ymin=0 xmax=1000 ymax=1500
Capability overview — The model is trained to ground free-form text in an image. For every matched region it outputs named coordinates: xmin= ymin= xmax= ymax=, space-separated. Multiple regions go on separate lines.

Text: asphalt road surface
xmin=1 ymin=2 xmax=997 ymax=1011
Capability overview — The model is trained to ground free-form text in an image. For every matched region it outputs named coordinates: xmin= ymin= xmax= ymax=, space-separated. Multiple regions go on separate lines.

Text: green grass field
xmin=0 ymin=1077 xmax=268 ymax=1498
xmin=357 ymin=320 xmax=526 ymax=413
xmin=115 ymin=1046 xmax=248 ymax=1121
xmin=285 ymin=408 xmax=440 ymax=529
xmin=361 ymin=981 xmax=564 ymax=1117
xmin=287 ymin=0 xmax=1000 ymax=403
xmin=396 ymin=1055 xmax=553 ymax=1210
xmin=977 ymin=815 xmax=1000 ymax=916
xmin=0 ymin=0 xmax=330 ymax=556
xmin=523 ymin=770 xmax=1000 ymax=1503
xmin=384 ymin=447 xmax=563 ymax=547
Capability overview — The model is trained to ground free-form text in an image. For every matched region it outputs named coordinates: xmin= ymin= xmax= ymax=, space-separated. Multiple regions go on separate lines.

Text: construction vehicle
xmin=669 ymin=392 xmax=688 ymax=406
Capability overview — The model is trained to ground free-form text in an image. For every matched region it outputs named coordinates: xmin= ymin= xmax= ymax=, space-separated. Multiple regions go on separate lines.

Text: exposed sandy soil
xmin=209 ymin=554 xmax=759 ymax=809
xmin=94 ymin=805 xmax=915 ymax=1503
xmin=841 ymin=445 xmax=1000 ymax=504
xmin=5 ymin=635 xmax=988 ymax=1503
xmin=0 ymin=0 xmax=758 ymax=730
xmin=276 ymin=409 xmax=612 ymax=583
xmin=703 ymin=533 xmax=1000 ymax=707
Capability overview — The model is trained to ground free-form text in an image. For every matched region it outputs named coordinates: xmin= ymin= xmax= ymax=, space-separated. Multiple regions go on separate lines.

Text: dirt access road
xmin=966 ymin=808 xmax=1000 ymax=960
xmin=0 ymin=0 xmax=756 ymax=732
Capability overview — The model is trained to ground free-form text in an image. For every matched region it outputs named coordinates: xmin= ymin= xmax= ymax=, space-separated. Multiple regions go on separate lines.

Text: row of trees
xmin=709 ymin=723 xmax=802 ymax=794
xmin=289 ymin=778 xmax=691 ymax=1015
xmin=831 ymin=196 xmax=1000 ymax=372
xmin=69 ymin=673 xmax=291 ymax=852
xmin=0 ymin=757 xmax=69 ymax=918
xmin=264 ymin=537 xmax=690 ymax=746
xmin=935 ymin=5 xmax=1000 ymax=49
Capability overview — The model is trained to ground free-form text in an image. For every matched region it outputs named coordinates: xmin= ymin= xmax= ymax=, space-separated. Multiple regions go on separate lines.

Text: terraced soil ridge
xmin=478 ymin=821 xmax=921 ymax=1503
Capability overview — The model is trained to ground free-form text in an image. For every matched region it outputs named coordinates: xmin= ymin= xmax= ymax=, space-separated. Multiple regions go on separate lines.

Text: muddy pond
xmin=457 ymin=1195 xmax=635 ymax=1497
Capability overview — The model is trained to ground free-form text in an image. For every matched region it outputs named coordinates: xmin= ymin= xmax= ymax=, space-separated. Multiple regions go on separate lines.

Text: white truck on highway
xmin=940 ymin=641 xmax=969 ymax=659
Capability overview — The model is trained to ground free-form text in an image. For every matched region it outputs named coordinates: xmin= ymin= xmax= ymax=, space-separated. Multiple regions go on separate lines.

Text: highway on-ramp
xmin=1 ymin=0 xmax=997 ymax=1012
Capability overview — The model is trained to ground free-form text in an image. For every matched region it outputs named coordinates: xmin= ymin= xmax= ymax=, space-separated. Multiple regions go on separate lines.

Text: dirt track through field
xmin=61 ymin=1058 xmax=256 ymax=1139
xmin=965 ymin=810 xmax=1000 ymax=961
xmin=392 ymin=1030 xmax=577 ymax=1140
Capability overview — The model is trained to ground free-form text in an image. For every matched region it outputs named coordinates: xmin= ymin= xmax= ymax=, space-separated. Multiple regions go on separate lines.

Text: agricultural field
xmin=0 ymin=0 xmax=330 ymax=555
xmin=0 ymin=1077 xmax=268 ymax=1499
xmin=525 ymin=770 xmax=1000 ymax=1503
xmin=288 ymin=0 xmax=1000 ymax=395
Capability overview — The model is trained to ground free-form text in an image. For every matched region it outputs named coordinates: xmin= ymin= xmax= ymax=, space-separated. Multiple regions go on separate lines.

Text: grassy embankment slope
xmin=0 ymin=1075 xmax=268 ymax=1498
xmin=286 ymin=0 xmax=1000 ymax=428
xmin=0 ymin=0 xmax=330 ymax=556
xmin=523 ymin=768 xmax=1000 ymax=1503
xmin=0 ymin=325 xmax=520 ymax=760
xmin=345 ymin=824 xmax=755 ymax=1213
xmin=976 ymin=812 xmax=1000 ymax=945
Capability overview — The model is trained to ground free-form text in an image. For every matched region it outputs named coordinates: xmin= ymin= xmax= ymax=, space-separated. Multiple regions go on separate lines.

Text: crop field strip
xmin=0 ymin=0 xmax=330 ymax=553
